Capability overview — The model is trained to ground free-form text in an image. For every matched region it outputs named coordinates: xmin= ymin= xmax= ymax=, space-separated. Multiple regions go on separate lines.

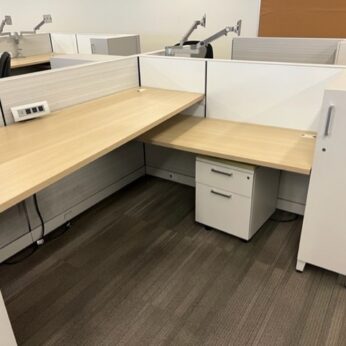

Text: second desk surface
xmin=140 ymin=114 xmax=316 ymax=175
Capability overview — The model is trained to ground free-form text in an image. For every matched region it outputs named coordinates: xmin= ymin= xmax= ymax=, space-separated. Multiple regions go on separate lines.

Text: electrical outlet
xmin=11 ymin=101 xmax=50 ymax=122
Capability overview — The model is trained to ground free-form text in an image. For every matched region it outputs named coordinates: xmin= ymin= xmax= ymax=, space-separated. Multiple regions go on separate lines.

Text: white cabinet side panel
xmin=0 ymin=292 xmax=16 ymax=346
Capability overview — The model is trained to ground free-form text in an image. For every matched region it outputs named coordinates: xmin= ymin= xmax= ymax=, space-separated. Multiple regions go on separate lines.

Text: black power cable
xmin=33 ymin=194 xmax=45 ymax=242
xmin=270 ymin=210 xmax=299 ymax=223
xmin=3 ymin=202 xmax=38 ymax=265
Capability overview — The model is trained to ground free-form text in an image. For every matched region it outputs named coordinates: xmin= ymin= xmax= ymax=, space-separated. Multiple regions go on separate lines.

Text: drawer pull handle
xmin=211 ymin=190 xmax=232 ymax=199
xmin=324 ymin=105 xmax=334 ymax=137
xmin=211 ymin=168 xmax=233 ymax=177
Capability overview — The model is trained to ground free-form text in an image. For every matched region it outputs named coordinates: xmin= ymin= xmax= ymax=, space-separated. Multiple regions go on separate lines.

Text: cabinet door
xmin=298 ymin=90 xmax=346 ymax=275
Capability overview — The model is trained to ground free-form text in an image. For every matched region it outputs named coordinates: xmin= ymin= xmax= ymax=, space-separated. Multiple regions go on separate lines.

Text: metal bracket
xmin=179 ymin=14 xmax=206 ymax=46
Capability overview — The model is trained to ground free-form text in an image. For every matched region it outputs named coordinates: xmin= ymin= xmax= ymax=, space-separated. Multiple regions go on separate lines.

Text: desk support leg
xmin=296 ymin=260 xmax=306 ymax=273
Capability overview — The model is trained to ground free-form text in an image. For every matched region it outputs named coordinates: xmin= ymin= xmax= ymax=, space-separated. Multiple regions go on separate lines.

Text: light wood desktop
xmin=140 ymin=115 xmax=316 ymax=175
xmin=0 ymin=88 xmax=203 ymax=213
xmin=11 ymin=53 xmax=53 ymax=69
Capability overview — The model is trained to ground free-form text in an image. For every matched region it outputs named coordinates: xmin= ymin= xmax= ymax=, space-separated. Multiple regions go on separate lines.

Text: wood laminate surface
xmin=11 ymin=54 xmax=53 ymax=69
xmin=140 ymin=115 xmax=316 ymax=175
xmin=0 ymin=177 xmax=345 ymax=345
xmin=0 ymin=88 xmax=203 ymax=213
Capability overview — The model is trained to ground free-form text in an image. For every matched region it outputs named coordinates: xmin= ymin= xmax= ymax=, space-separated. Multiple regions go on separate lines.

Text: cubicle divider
xmin=335 ymin=40 xmax=346 ymax=65
xmin=0 ymin=57 xmax=139 ymax=124
xmin=0 ymin=57 xmax=144 ymax=262
xmin=139 ymin=55 xmax=206 ymax=185
xmin=206 ymin=59 xmax=342 ymax=131
xmin=231 ymin=37 xmax=341 ymax=65
xmin=50 ymin=33 xmax=79 ymax=54
xmin=0 ymin=33 xmax=52 ymax=58
xmin=0 ymin=37 xmax=16 ymax=55
xmin=139 ymin=55 xmax=345 ymax=214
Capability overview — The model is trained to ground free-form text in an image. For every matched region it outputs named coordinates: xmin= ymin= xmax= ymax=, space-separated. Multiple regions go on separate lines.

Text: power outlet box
xmin=11 ymin=101 xmax=50 ymax=122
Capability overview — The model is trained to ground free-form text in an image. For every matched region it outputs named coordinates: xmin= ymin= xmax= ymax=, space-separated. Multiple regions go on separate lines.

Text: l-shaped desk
xmin=0 ymin=87 xmax=315 ymax=214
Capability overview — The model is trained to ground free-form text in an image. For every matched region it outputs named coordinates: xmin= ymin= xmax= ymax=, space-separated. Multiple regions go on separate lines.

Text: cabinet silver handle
xmin=211 ymin=190 xmax=232 ymax=199
xmin=211 ymin=168 xmax=233 ymax=177
xmin=324 ymin=105 xmax=334 ymax=137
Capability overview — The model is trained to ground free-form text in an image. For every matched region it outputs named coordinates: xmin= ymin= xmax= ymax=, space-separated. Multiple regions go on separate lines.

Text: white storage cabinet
xmin=297 ymin=78 xmax=346 ymax=275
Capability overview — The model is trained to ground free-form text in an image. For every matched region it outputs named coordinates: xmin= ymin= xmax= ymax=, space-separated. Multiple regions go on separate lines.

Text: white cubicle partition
xmin=18 ymin=33 xmax=52 ymax=56
xmin=50 ymin=33 xmax=78 ymax=54
xmin=0 ymin=34 xmax=52 ymax=58
xmin=335 ymin=40 xmax=346 ymax=65
xmin=140 ymin=55 xmax=206 ymax=185
xmin=51 ymin=33 xmax=141 ymax=56
xmin=0 ymin=36 xmax=16 ymax=54
xmin=50 ymin=54 xmax=123 ymax=69
xmin=140 ymin=55 xmax=206 ymax=117
xmin=0 ymin=57 xmax=139 ymax=124
xmin=232 ymin=37 xmax=340 ymax=65
xmin=0 ymin=56 xmax=144 ymax=262
xmin=77 ymin=34 xmax=140 ymax=55
xmin=207 ymin=60 xmax=342 ymax=131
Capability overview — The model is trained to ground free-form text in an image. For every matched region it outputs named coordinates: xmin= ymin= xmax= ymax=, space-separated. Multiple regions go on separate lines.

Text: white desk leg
xmin=296 ymin=260 xmax=306 ymax=272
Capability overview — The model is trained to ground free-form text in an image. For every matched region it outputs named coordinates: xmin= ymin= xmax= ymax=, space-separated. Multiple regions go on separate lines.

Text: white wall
xmin=0 ymin=0 xmax=261 ymax=58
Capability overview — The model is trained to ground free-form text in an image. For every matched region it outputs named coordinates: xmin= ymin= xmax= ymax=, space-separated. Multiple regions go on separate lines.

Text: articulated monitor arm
xmin=198 ymin=20 xmax=242 ymax=48
xmin=20 ymin=15 xmax=52 ymax=35
xmin=0 ymin=16 xmax=12 ymax=35
xmin=165 ymin=19 xmax=242 ymax=57
xmin=179 ymin=14 xmax=206 ymax=46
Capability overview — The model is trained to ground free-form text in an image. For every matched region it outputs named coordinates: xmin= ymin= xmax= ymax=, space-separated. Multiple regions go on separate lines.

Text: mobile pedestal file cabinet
xmin=196 ymin=157 xmax=279 ymax=241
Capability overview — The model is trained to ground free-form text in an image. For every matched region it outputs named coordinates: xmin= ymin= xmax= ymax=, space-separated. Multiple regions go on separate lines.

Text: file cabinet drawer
xmin=196 ymin=158 xmax=254 ymax=197
xmin=196 ymin=183 xmax=251 ymax=240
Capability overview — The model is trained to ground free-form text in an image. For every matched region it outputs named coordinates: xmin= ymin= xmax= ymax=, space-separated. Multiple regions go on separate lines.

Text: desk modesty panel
xmin=140 ymin=115 xmax=316 ymax=175
xmin=0 ymin=88 xmax=204 ymax=213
